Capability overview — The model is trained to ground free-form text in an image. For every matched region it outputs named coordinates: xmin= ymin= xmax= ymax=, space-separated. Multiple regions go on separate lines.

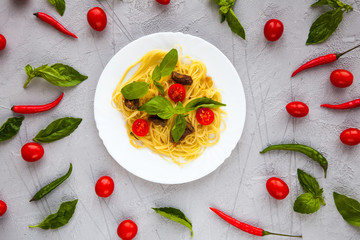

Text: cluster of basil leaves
xmin=48 ymin=0 xmax=66 ymax=16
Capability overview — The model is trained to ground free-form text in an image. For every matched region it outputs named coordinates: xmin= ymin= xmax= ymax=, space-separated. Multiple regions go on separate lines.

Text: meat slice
xmin=170 ymin=123 xmax=195 ymax=143
xmin=148 ymin=115 xmax=168 ymax=127
xmin=124 ymin=98 xmax=139 ymax=110
xmin=171 ymin=71 xmax=193 ymax=85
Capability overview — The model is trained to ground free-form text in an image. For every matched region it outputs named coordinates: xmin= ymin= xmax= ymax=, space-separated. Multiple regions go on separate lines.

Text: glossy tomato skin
xmin=95 ymin=176 xmax=114 ymax=198
xmin=0 ymin=34 xmax=6 ymax=51
xmin=21 ymin=142 xmax=44 ymax=162
xmin=132 ymin=119 xmax=149 ymax=137
xmin=340 ymin=128 xmax=360 ymax=146
xmin=286 ymin=101 xmax=309 ymax=118
xmin=0 ymin=200 xmax=7 ymax=216
xmin=196 ymin=108 xmax=215 ymax=125
xmin=168 ymin=84 xmax=186 ymax=103
xmin=87 ymin=7 xmax=107 ymax=31
xmin=266 ymin=177 xmax=289 ymax=200
xmin=156 ymin=0 xmax=171 ymax=5
xmin=117 ymin=219 xmax=138 ymax=240
xmin=264 ymin=19 xmax=284 ymax=41
xmin=330 ymin=69 xmax=353 ymax=88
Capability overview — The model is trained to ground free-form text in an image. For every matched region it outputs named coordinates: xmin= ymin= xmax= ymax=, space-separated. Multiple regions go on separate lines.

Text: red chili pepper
xmin=291 ymin=44 xmax=360 ymax=77
xmin=12 ymin=93 xmax=64 ymax=114
xmin=210 ymin=207 xmax=302 ymax=238
xmin=34 ymin=12 xmax=77 ymax=39
xmin=321 ymin=99 xmax=360 ymax=110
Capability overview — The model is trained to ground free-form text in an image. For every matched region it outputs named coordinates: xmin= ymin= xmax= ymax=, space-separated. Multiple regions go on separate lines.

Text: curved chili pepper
xmin=291 ymin=44 xmax=360 ymax=77
xmin=210 ymin=208 xmax=302 ymax=238
xmin=321 ymin=99 xmax=360 ymax=110
xmin=260 ymin=144 xmax=328 ymax=178
xmin=34 ymin=12 xmax=78 ymax=39
xmin=12 ymin=93 xmax=64 ymax=114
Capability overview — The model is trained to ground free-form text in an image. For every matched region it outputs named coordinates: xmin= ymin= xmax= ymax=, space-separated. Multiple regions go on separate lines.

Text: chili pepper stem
xmin=336 ymin=44 xmax=360 ymax=58
xmin=263 ymin=231 xmax=302 ymax=238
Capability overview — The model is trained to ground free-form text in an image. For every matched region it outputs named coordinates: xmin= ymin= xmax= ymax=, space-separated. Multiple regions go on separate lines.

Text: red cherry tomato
xmin=264 ymin=19 xmax=284 ymax=41
xmin=330 ymin=69 xmax=353 ymax=88
xmin=0 ymin=200 xmax=7 ymax=216
xmin=117 ymin=219 xmax=138 ymax=240
xmin=286 ymin=101 xmax=309 ymax=118
xmin=95 ymin=176 xmax=114 ymax=198
xmin=156 ymin=0 xmax=171 ymax=5
xmin=0 ymin=34 xmax=6 ymax=51
xmin=340 ymin=128 xmax=360 ymax=146
xmin=196 ymin=107 xmax=215 ymax=125
xmin=168 ymin=84 xmax=186 ymax=103
xmin=87 ymin=7 xmax=107 ymax=31
xmin=266 ymin=177 xmax=289 ymax=200
xmin=132 ymin=119 xmax=149 ymax=137
xmin=21 ymin=142 xmax=44 ymax=162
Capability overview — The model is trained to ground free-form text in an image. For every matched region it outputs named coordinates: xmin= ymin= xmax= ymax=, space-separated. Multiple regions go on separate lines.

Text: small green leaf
xmin=219 ymin=5 xmax=231 ymax=15
xmin=174 ymin=102 xmax=187 ymax=115
xmin=48 ymin=0 xmax=66 ymax=16
xmin=220 ymin=14 xmax=226 ymax=23
xmin=159 ymin=49 xmax=178 ymax=77
xmin=0 ymin=116 xmax=24 ymax=141
xmin=185 ymin=97 xmax=226 ymax=112
xmin=171 ymin=115 xmax=187 ymax=143
xmin=152 ymin=65 xmax=161 ymax=82
xmin=138 ymin=96 xmax=175 ymax=119
xmin=297 ymin=169 xmax=322 ymax=196
xmin=311 ymin=0 xmax=332 ymax=7
xmin=226 ymin=9 xmax=245 ymax=39
xmin=294 ymin=193 xmax=322 ymax=214
xmin=153 ymin=81 xmax=165 ymax=95
xmin=334 ymin=192 xmax=360 ymax=227
xmin=121 ymin=82 xmax=150 ymax=100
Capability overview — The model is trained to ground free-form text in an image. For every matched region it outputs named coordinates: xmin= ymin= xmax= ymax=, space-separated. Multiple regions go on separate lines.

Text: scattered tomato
xmin=264 ymin=19 xmax=284 ymax=41
xmin=117 ymin=219 xmax=138 ymax=240
xmin=87 ymin=7 xmax=107 ymax=31
xmin=95 ymin=176 xmax=114 ymax=198
xmin=155 ymin=0 xmax=171 ymax=5
xmin=168 ymin=84 xmax=186 ymax=103
xmin=340 ymin=128 xmax=360 ymax=146
xmin=0 ymin=200 xmax=7 ymax=216
xmin=0 ymin=34 xmax=6 ymax=51
xmin=132 ymin=119 xmax=149 ymax=137
xmin=196 ymin=107 xmax=215 ymax=125
xmin=330 ymin=69 xmax=353 ymax=88
xmin=21 ymin=142 xmax=44 ymax=162
xmin=286 ymin=101 xmax=309 ymax=118
xmin=266 ymin=177 xmax=289 ymax=200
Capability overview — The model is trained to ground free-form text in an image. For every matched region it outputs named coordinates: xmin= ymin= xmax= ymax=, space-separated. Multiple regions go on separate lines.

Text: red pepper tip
xmin=33 ymin=13 xmax=38 ymax=17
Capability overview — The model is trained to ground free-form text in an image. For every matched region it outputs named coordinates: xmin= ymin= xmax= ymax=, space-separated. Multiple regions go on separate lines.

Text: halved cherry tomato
xmin=264 ymin=19 xmax=284 ymax=41
xmin=21 ymin=142 xmax=44 ymax=162
xmin=168 ymin=84 xmax=186 ymax=103
xmin=266 ymin=177 xmax=289 ymax=200
xmin=87 ymin=7 xmax=107 ymax=31
xmin=286 ymin=101 xmax=309 ymax=118
xmin=156 ymin=0 xmax=171 ymax=5
xmin=0 ymin=34 xmax=6 ymax=51
xmin=95 ymin=176 xmax=114 ymax=198
xmin=340 ymin=128 xmax=360 ymax=146
xmin=196 ymin=107 xmax=215 ymax=125
xmin=0 ymin=200 xmax=7 ymax=216
xmin=330 ymin=69 xmax=353 ymax=88
xmin=117 ymin=219 xmax=138 ymax=240
xmin=132 ymin=119 xmax=149 ymax=137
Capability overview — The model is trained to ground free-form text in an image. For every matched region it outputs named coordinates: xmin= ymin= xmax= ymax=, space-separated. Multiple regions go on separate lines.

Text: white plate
xmin=94 ymin=32 xmax=246 ymax=184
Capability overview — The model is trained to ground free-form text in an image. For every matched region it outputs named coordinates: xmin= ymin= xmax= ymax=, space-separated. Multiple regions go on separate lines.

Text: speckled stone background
xmin=1 ymin=0 xmax=360 ymax=239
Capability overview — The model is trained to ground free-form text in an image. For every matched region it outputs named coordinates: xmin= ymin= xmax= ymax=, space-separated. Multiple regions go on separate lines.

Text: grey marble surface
xmin=1 ymin=0 xmax=360 ymax=239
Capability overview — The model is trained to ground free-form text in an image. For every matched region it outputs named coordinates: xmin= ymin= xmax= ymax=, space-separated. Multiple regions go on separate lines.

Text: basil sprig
xmin=138 ymin=96 xmax=175 ymax=119
xmin=29 ymin=199 xmax=78 ymax=229
xmin=48 ymin=0 xmax=66 ymax=16
xmin=185 ymin=97 xmax=226 ymax=112
xmin=306 ymin=0 xmax=353 ymax=45
xmin=0 ymin=116 xmax=24 ymax=141
xmin=121 ymin=82 xmax=150 ymax=100
xmin=153 ymin=207 xmax=193 ymax=237
xmin=294 ymin=169 xmax=325 ymax=214
xmin=333 ymin=192 xmax=360 ymax=227
xmin=171 ymin=115 xmax=187 ymax=143
xmin=24 ymin=64 xmax=88 ymax=88
xmin=34 ymin=117 xmax=82 ymax=143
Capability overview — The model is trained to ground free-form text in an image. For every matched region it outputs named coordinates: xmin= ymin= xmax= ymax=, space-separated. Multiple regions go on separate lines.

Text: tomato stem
xmin=263 ymin=231 xmax=302 ymax=238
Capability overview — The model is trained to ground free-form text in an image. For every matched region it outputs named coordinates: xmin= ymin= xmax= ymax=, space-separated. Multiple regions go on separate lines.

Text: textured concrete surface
xmin=1 ymin=0 xmax=360 ymax=239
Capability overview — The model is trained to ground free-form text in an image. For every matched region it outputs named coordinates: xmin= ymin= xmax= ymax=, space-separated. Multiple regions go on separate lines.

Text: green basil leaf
xmin=220 ymin=14 xmax=226 ymax=23
xmin=334 ymin=192 xmax=360 ymax=227
xmin=174 ymin=102 xmax=187 ymax=115
xmin=311 ymin=0 xmax=332 ymax=7
xmin=121 ymin=82 xmax=150 ymax=100
xmin=297 ymin=169 xmax=322 ymax=196
xmin=152 ymin=65 xmax=161 ymax=82
xmin=29 ymin=199 xmax=78 ymax=229
xmin=159 ymin=49 xmax=178 ymax=77
xmin=171 ymin=115 xmax=187 ymax=143
xmin=219 ymin=5 xmax=231 ymax=15
xmin=0 ymin=116 xmax=24 ymax=141
xmin=214 ymin=0 xmax=235 ymax=6
xmin=153 ymin=81 xmax=165 ymax=95
xmin=48 ymin=0 xmax=66 ymax=16
xmin=34 ymin=117 xmax=82 ymax=143
xmin=30 ymin=163 xmax=72 ymax=202
xmin=306 ymin=8 xmax=344 ymax=45
xmin=294 ymin=193 xmax=322 ymax=214
xmin=138 ymin=96 xmax=175 ymax=119
xmin=153 ymin=207 xmax=193 ymax=237
xmin=226 ymin=9 xmax=245 ymax=40
xmin=185 ymin=97 xmax=226 ymax=112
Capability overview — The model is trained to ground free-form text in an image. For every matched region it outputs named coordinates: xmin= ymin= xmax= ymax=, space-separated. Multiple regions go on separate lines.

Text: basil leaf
xmin=159 ymin=49 xmax=178 ymax=77
xmin=297 ymin=169 xmax=322 ymax=196
xmin=334 ymin=192 xmax=360 ymax=227
xmin=138 ymin=96 xmax=175 ymax=119
xmin=226 ymin=9 xmax=245 ymax=40
xmin=121 ymin=82 xmax=150 ymax=100
xmin=294 ymin=193 xmax=322 ymax=214
xmin=171 ymin=115 xmax=187 ymax=143
xmin=34 ymin=117 xmax=82 ymax=143
xmin=29 ymin=199 xmax=78 ymax=229
xmin=185 ymin=97 xmax=226 ymax=112
xmin=174 ymin=102 xmax=187 ymax=115
xmin=151 ymin=65 xmax=164 ymax=95
xmin=153 ymin=81 xmax=165 ymax=95
xmin=0 ymin=116 xmax=24 ymax=141
xmin=220 ymin=14 xmax=226 ymax=23
xmin=306 ymin=8 xmax=344 ymax=45
xmin=219 ymin=5 xmax=231 ymax=15
xmin=30 ymin=163 xmax=72 ymax=202
xmin=48 ymin=0 xmax=65 ymax=16
xmin=214 ymin=0 xmax=235 ymax=6
xmin=311 ymin=0 xmax=333 ymax=7
xmin=153 ymin=207 xmax=193 ymax=237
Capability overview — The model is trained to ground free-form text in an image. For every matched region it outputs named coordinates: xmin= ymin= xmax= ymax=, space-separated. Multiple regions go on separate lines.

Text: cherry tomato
xmin=87 ymin=7 xmax=107 ymax=31
xmin=0 ymin=200 xmax=7 ymax=216
xmin=168 ymin=84 xmax=186 ymax=103
xmin=196 ymin=107 xmax=215 ymax=125
xmin=95 ymin=176 xmax=114 ymax=198
xmin=330 ymin=69 xmax=353 ymax=88
xmin=132 ymin=119 xmax=149 ymax=137
xmin=266 ymin=177 xmax=289 ymax=200
xmin=340 ymin=128 xmax=360 ymax=146
xmin=286 ymin=101 xmax=309 ymax=118
xmin=21 ymin=142 xmax=44 ymax=162
xmin=117 ymin=219 xmax=138 ymax=240
xmin=156 ymin=0 xmax=171 ymax=5
xmin=0 ymin=34 xmax=6 ymax=51
xmin=264 ymin=19 xmax=284 ymax=41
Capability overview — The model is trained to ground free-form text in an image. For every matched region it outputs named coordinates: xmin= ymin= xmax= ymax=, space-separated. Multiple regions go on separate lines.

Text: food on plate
xmin=21 ymin=142 xmax=44 ymax=162
xmin=286 ymin=101 xmax=309 ymax=118
xmin=264 ymin=19 xmax=284 ymax=41
xmin=340 ymin=128 xmax=360 ymax=146
xmin=0 ymin=200 xmax=7 ymax=216
xmin=12 ymin=93 xmax=64 ymax=114
xmin=117 ymin=219 xmax=138 ymax=240
xmin=87 ymin=7 xmax=107 ymax=32
xmin=330 ymin=69 xmax=353 ymax=88
xmin=266 ymin=177 xmax=289 ymax=200
xmin=33 ymin=12 xmax=77 ymax=38
xmin=95 ymin=176 xmax=114 ymax=198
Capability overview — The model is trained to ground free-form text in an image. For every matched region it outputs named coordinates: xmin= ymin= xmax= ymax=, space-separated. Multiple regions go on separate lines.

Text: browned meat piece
xmin=148 ymin=115 xmax=168 ymax=127
xmin=124 ymin=98 xmax=139 ymax=110
xmin=170 ymin=123 xmax=195 ymax=143
xmin=171 ymin=71 xmax=193 ymax=85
